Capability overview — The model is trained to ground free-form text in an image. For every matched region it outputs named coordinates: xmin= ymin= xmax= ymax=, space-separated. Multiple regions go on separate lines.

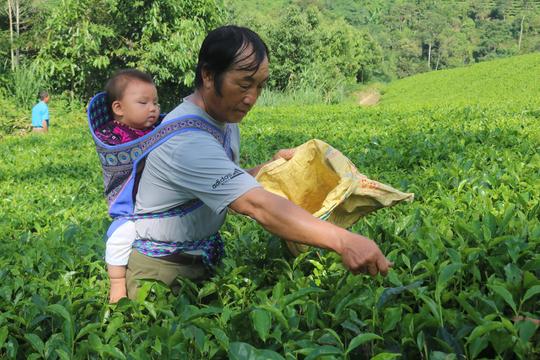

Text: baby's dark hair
xmin=105 ymin=69 xmax=154 ymax=111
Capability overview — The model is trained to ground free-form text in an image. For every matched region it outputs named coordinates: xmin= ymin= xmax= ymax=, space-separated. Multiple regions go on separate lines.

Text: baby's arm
xmin=105 ymin=221 xmax=136 ymax=303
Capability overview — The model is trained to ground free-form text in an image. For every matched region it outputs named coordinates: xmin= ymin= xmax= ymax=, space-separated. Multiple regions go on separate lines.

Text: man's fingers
xmin=377 ymin=256 xmax=391 ymax=277
xmin=367 ymin=263 xmax=378 ymax=277
xmin=352 ymin=265 xmax=368 ymax=275
xmin=278 ymin=148 xmax=295 ymax=160
xmin=341 ymin=235 xmax=392 ymax=277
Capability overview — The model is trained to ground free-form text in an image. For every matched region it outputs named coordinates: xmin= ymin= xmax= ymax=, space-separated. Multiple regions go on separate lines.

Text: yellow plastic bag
xmin=255 ymin=139 xmax=414 ymax=256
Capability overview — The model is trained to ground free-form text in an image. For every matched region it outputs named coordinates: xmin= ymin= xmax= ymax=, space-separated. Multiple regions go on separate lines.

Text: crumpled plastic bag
xmin=255 ymin=139 xmax=414 ymax=256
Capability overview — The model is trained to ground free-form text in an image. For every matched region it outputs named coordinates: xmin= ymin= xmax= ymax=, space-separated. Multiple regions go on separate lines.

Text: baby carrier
xmin=87 ymin=92 xmax=232 ymax=265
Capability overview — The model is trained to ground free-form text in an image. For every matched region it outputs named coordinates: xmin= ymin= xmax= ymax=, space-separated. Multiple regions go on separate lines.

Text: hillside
xmin=381 ymin=53 xmax=540 ymax=109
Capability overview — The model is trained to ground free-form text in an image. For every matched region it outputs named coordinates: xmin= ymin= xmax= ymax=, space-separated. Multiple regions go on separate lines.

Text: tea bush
xmin=0 ymin=56 xmax=539 ymax=359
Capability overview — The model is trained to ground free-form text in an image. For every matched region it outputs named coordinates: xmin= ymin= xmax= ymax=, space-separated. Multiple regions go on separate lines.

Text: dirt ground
xmin=356 ymin=89 xmax=381 ymax=106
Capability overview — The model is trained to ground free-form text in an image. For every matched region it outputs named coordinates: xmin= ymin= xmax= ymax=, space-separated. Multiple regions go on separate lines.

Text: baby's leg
xmin=108 ymin=265 xmax=127 ymax=303
xmin=105 ymin=221 xmax=136 ymax=303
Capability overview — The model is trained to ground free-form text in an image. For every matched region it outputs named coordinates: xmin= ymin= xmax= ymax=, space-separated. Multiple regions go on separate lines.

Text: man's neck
xmin=185 ymin=91 xmax=206 ymax=111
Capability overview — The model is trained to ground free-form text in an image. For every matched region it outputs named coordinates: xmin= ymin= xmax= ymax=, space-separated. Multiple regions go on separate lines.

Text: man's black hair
xmin=194 ymin=25 xmax=269 ymax=96
xmin=105 ymin=69 xmax=154 ymax=110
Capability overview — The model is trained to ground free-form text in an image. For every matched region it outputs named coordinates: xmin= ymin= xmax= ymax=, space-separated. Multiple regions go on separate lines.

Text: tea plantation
xmin=0 ymin=54 xmax=539 ymax=359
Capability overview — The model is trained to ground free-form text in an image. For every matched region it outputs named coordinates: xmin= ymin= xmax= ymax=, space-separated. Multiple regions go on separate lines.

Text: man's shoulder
xmin=33 ymin=102 xmax=47 ymax=111
xmin=168 ymin=130 xmax=223 ymax=153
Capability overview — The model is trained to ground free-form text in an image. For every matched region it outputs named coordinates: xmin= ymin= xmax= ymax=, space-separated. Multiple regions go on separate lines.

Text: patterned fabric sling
xmin=87 ymin=92 xmax=233 ymax=266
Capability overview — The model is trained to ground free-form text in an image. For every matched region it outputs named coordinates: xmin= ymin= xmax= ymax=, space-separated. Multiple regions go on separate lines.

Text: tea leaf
xmin=489 ymin=285 xmax=517 ymax=314
xmin=229 ymin=342 xmax=285 ymax=360
xmin=24 ymin=333 xmax=45 ymax=354
xmin=370 ymin=353 xmax=401 ymax=360
xmin=76 ymin=323 xmax=101 ymax=341
xmin=46 ymin=304 xmax=74 ymax=346
xmin=346 ymin=333 xmax=383 ymax=354
xmin=377 ymin=281 xmax=422 ymax=309
xmin=280 ymin=287 xmax=325 ymax=307
xmin=251 ymin=308 xmax=272 ymax=342
xmin=0 ymin=326 xmax=8 ymax=349
xmin=522 ymin=285 xmax=540 ymax=303
xmin=305 ymin=345 xmax=342 ymax=360
xmin=437 ymin=263 xmax=461 ymax=287
xmin=468 ymin=322 xmax=505 ymax=343
xmin=517 ymin=319 xmax=537 ymax=342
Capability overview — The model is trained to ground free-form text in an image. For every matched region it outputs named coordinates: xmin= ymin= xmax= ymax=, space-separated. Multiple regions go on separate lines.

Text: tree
xmin=6 ymin=0 xmax=17 ymax=70
xmin=34 ymin=0 xmax=224 ymax=104
xmin=265 ymin=6 xmax=319 ymax=90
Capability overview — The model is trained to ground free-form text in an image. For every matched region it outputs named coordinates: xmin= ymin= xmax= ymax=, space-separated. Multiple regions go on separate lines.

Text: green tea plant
xmin=0 ymin=55 xmax=539 ymax=359
xmin=381 ymin=52 xmax=540 ymax=110
xmin=0 ymin=90 xmax=30 ymax=139
xmin=8 ymin=65 xmax=45 ymax=111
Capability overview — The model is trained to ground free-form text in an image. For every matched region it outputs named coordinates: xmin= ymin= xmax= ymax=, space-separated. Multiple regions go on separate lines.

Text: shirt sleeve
xmin=166 ymin=131 xmax=261 ymax=214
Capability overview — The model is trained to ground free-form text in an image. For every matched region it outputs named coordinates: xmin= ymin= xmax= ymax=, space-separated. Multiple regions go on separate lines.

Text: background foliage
xmin=228 ymin=0 xmax=540 ymax=80
xmin=1 ymin=0 xmax=539 ymax=110
xmin=1 ymin=0 xmax=224 ymax=108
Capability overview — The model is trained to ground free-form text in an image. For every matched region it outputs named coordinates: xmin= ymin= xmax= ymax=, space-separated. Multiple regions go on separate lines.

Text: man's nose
xmin=242 ymin=88 xmax=259 ymax=106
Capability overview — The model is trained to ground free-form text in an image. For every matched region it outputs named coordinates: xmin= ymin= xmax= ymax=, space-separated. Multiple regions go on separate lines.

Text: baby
xmin=94 ymin=69 xmax=159 ymax=302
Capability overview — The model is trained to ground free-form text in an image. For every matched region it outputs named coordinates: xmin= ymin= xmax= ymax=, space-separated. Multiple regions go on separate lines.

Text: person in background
xmin=31 ymin=91 xmax=50 ymax=133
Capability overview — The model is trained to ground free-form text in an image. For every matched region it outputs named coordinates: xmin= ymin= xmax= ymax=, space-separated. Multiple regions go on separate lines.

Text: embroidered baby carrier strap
xmin=133 ymin=233 xmax=224 ymax=268
xmin=87 ymin=92 xmax=233 ymax=226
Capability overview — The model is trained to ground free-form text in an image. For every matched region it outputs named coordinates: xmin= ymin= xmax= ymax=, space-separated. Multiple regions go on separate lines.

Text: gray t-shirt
xmin=134 ymin=99 xmax=260 ymax=244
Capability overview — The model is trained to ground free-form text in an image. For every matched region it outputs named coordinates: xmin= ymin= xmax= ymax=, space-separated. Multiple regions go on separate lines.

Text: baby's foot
xmin=109 ymin=278 xmax=127 ymax=303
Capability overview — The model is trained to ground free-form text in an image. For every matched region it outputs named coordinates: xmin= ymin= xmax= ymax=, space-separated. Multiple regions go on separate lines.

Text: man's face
xmin=43 ymin=96 xmax=50 ymax=103
xmin=203 ymin=48 xmax=269 ymax=123
xmin=112 ymin=79 xmax=159 ymax=129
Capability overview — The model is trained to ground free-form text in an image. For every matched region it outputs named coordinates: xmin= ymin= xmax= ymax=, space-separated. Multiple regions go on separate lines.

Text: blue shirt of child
xmin=31 ymin=101 xmax=49 ymax=127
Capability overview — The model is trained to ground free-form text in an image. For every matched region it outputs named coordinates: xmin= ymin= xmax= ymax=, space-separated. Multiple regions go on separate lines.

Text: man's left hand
xmin=272 ymin=148 xmax=295 ymax=161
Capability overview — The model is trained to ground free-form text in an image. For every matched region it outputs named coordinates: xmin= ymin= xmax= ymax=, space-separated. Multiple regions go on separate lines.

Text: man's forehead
xmin=230 ymin=57 xmax=269 ymax=77
xmin=230 ymin=43 xmax=268 ymax=66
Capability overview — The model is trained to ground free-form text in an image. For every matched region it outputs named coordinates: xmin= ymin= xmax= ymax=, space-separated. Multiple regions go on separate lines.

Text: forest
xmin=1 ymin=0 xmax=539 ymax=111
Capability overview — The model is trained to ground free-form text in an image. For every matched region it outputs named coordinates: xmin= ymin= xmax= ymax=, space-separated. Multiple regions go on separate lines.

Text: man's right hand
xmin=337 ymin=233 xmax=392 ymax=276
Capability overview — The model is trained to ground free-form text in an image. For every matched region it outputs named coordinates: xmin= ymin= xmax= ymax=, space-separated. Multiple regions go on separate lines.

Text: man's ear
xmin=201 ymin=66 xmax=214 ymax=91
xmin=111 ymin=100 xmax=123 ymax=117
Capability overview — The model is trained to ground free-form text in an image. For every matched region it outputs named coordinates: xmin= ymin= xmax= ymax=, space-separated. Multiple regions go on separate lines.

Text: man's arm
xmin=230 ymin=187 xmax=391 ymax=276
xmin=42 ymin=106 xmax=49 ymax=131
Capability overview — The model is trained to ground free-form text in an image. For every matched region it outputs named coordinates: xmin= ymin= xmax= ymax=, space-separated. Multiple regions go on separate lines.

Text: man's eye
xmin=239 ymin=84 xmax=250 ymax=90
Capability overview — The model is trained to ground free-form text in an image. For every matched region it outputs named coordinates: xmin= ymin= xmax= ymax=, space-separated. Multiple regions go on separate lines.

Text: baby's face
xmin=114 ymin=79 xmax=159 ymax=129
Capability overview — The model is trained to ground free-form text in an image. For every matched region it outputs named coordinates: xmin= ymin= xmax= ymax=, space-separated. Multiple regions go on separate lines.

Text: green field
xmin=1 ymin=55 xmax=539 ymax=359
xmin=382 ymin=53 xmax=540 ymax=110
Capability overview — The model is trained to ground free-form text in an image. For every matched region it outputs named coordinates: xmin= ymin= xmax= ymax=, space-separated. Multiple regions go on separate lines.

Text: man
xmin=31 ymin=91 xmax=50 ymax=133
xmin=125 ymin=25 xmax=391 ymax=298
